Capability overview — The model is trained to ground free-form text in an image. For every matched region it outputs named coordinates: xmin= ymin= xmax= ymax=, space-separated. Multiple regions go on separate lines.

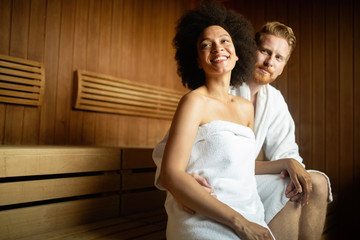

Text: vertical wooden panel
xmin=325 ymin=0 xmax=340 ymax=194
xmin=311 ymin=0 xmax=326 ymax=172
xmin=0 ymin=0 xmax=12 ymax=143
xmin=39 ymin=0 xmax=62 ymax=144
xmin=54 ymin=0 xmax=76 ymax=144
xmin=286 ymin=0 xmax=300 ymax=145
xmin=4 ymin=0 xmax=30 ymax=144
xmin=339 ymin=2 xmax=354 ymax=235
xmin=22 ymin=0 xmax=47 ymax=144
xmin=299 ymin=0 xmax=313 ymax=167
xmin=69 ymin=0 xmax=89 ymax=144
xmin=354 ymin=0 xmax=360 ymax=192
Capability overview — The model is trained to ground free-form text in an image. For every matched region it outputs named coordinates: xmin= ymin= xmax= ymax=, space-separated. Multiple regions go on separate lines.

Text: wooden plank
xmin=38 ymin=0 xmax=61 ymax=144
xmin=121 ymin=190 xmax=166 ymax=216
xmin=325 ymin=0 xmax=340 ymax=195
xmin=0 ymin=89 xmax=40 ymax=100
xmin=0 ymin=195 xmax=120 ymax=239
xmin=122 ymin=148 xmax=155 ymax=169
xmin=0 ymin=60 xmax=43 ymax=73
xmin=299 ymin=0 xmax=313 ymax=168
xmin=0 ymin=74 xmax=42 ymax=86
xmin=312 ymin=0 xmax=326 ymax=172
xmin=122 ymin=171 xmax=155 ymax=190
xmin=53 ymin=0 xmax=76 ymax=144
xmin=0 ymin=146 xmax=121 ymax=177
xmin=75 ymin=70 xmax=182 ymax=120
xmin=0 ymin=82 xmax=41 ymax=93
xmin=16 ymin=217 xmax=130 ymax=240
xmin=0 ymin=174 xmax=120 ymax=206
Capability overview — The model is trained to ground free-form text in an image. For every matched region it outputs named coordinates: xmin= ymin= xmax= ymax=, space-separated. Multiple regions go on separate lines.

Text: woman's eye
xmin=201 ymin=43 xmax=210 ymax=49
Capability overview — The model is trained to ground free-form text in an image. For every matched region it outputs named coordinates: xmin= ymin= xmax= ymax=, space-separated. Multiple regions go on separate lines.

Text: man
xmin=153 ymin=22 xmax=332 ymax=240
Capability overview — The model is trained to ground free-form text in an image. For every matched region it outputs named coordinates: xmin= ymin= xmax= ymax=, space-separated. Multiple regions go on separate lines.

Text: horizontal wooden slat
xmin=0 ymin=195 xmax=120 ymax=239
xmin=0 ymin=89 xmax=40 ymax=100
xmin=77 ymin=103 xmax=174 ymax=120
xmin=0 ymin=74 xmax=42 ymax=86
xmin=121 ymin=190 xmax=166 ymax=216
xmin=0 ymin=146 xmax=121 ymax=177
xmin=81 ymin=85 xmax=178 ymax=108
xmin=0 ymin=174 xmax=121 ymax=206
xmin=0 ymin=96 xmax=40 ymax=105
xmin=0 ymin=54 xmax=45 ymax=106
xmin=81 ymin=72 xmax=182 ymax=97
xmin=75 ymin=69 xmax=184 ymax=120
xmin=0 ymin=60 xmax=43 ymax=74
xmin=122 ymin=148 xmax=155 ymax=169
xmin=81 ymin=92 xmax=177 ymax=111
xmin=122 ymin=171 xmax=155 ymax=190
xmin=0 ymin=82 xmax=41 ymax=93
xmin=0 ymin=68 xmax=43 ymax=81
xmin=0 ymin=54 xmax=43 ymax=67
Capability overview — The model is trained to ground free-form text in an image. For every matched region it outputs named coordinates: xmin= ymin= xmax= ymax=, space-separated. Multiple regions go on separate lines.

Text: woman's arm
xmin=160 ymin=92 xmax=272 ymax=239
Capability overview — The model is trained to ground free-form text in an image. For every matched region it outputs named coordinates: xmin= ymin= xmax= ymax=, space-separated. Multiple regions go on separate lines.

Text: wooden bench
xmin=0 ymin=146 xmax=167 ymax=240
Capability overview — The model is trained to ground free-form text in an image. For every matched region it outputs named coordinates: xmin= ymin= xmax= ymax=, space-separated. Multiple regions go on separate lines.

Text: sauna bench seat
xmin=0 ymin=146 xmax=166 ymax=240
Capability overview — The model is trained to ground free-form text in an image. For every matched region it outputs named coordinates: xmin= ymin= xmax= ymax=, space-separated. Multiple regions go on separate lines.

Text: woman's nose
xmin=211 ymin=43 xmax=224 ymax=53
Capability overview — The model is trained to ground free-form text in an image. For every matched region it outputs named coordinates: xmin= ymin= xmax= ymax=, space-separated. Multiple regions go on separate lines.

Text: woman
xmin=160 ymin=1 xmax=274 ymax=239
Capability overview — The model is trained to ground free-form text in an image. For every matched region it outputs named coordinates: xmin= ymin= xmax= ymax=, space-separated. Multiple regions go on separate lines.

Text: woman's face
xmin=196 ymin=25 xmax=238 ymax=77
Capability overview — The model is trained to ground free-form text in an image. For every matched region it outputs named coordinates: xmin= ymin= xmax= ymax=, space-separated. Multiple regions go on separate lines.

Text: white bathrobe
xmin=153 ymin=83 xmax=332 ymax=224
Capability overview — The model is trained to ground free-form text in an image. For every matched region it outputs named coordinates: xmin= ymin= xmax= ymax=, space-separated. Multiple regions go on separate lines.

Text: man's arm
xmin=258 ymin=89 xmax=312 ymax=205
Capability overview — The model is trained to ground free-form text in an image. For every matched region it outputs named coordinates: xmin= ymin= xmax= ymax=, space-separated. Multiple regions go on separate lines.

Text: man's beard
xmin=252 ymin=66 xmax=275 ymax=85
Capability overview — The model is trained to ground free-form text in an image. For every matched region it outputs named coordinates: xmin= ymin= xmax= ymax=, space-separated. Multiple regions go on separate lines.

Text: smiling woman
xmin=155 ymin=1 xmax=274 ymax=239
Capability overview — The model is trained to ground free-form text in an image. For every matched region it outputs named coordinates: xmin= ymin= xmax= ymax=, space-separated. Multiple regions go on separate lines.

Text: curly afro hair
xmin=173 ymin=0 xmax=256 ymax=90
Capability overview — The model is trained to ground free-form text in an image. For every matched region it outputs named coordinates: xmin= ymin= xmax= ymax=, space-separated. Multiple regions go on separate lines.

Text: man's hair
xmin=173 ymin=0 xmax=256 ymax=90
xmin=255 ymin=21 xmax=296 ymax=59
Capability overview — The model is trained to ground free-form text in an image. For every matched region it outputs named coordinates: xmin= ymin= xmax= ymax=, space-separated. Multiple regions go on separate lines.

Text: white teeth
xmin=212 ymin=56 xmax=227 ymax=62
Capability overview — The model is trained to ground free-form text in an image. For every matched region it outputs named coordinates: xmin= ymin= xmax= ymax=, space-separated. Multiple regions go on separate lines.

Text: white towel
xmin=164 ymin=120 xmax=271 ymax=239
xmin=154 ymin=83 xmax=333 ymax=224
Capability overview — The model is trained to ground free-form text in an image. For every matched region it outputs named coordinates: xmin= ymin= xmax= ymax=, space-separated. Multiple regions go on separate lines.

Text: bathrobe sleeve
xmin=262 ymin=87 xmax=304 ymax=167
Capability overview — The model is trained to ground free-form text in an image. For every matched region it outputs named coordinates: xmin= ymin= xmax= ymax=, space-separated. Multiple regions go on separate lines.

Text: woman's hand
xmin=233 ymin=218 xmax=273 ymax=240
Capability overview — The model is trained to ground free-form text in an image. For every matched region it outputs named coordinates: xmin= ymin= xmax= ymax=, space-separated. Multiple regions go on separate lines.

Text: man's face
xmin=253 ymin=34 xmax=290 ymax=85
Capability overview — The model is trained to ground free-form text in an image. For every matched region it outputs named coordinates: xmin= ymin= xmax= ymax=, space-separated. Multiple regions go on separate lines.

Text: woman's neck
xmin=203 ymin=74 xmax=231 ymax=103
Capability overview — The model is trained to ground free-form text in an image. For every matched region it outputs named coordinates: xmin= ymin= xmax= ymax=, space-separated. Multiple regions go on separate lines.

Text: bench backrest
xmin=74 ymin=70 xmax=183 ymax=120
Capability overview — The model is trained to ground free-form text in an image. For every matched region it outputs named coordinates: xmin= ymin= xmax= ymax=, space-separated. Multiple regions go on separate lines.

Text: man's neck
xmin=247 ymin=80 xmax=264 ymax=105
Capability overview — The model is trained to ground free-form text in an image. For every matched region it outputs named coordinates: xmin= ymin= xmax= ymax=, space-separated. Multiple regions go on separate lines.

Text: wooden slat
xmin=122 ymin=148 xmax=155 ymax=169
xmin=121 ymin=190 xmax=166 ymax=216
xmin=0 ymin=146 xmax=121 ymax=177
xmin=122 ymin=171 xmax=155 ymax=190
xmin=0 ymin=195 xmax=119 ymax=239
xmin=0 ymin=54 xmax=45 ymax=106
xmin=0 ymin=174 xmax=120 ymax=206
xmin=75 ymin=70 xmax=183 ymax=120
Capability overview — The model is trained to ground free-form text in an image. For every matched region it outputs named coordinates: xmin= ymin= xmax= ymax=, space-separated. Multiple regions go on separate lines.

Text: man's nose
xmin=264 ymin=56 xmax=274 ymax=67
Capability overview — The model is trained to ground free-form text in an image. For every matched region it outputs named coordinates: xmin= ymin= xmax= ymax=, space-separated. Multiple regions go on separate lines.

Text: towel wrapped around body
xmin=165 ymin=120 xmax=271 ymax=240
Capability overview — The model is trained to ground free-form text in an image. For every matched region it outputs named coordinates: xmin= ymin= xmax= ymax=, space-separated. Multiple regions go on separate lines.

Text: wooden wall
xmin=220 ymin=0 xmax=359 ymax=237
xmin=0 ymin=0 xmax=189 ymax=147
xmin=1 ymin=0 xmax=359 ymax=236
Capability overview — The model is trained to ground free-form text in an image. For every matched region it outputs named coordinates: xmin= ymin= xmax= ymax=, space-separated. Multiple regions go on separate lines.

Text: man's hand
xmin=178 ymin=173 xmax=216 ymax=214
xmin=281 ymin=159 xmax=312 ymax=206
